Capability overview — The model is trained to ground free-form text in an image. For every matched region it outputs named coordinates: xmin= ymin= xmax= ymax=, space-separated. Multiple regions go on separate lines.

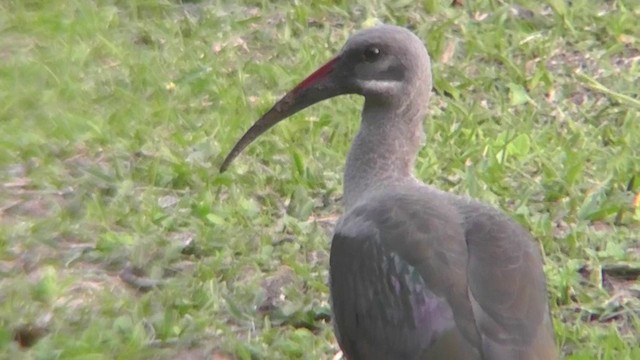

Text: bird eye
xmin=363 ymin=46 xmax=381 ymax=62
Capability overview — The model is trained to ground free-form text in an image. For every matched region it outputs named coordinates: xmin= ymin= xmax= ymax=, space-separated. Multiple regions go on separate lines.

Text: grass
xmin=1 ymin=0 xmax=639 ymax=358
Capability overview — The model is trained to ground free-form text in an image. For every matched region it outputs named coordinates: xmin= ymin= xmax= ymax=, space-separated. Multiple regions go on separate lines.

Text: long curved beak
xmin=219 ymin=56 xmax=344 ymax=172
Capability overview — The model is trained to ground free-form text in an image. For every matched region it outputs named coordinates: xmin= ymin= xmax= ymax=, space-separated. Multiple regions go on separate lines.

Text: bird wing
xmin=330 ymin=189 xmax=482 ymax=360
xmin=459 ymin=202 xmax=557 ymax=360
xmin=330 ymin=187 xmax=555 ymax=360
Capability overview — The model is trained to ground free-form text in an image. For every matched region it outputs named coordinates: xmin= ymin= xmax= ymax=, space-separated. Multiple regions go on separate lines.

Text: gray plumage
xmin=220 ymin=24 xmax=557 ymax=360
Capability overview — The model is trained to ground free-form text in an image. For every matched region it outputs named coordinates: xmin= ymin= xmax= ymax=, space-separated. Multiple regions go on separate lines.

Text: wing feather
xmin=460 ymin=203 xmax=557 ymax=359
xmin=331 ymin=190 xmax=479 ymax=359
xmin=330 ymin=187 xmax=555 ymax=360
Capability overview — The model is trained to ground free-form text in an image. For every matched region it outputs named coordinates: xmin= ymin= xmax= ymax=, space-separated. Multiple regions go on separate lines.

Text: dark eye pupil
xmin=364 ymin=47 xmax=380 ymax=61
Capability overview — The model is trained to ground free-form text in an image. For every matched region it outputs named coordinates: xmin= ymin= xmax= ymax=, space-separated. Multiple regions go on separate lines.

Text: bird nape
xmin=220 ymin=24 xmax=557 ymax=360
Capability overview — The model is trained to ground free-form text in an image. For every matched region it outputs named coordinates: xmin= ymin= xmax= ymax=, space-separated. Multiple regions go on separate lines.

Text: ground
xmin=1 ymin=0 xmax=639 ymax=359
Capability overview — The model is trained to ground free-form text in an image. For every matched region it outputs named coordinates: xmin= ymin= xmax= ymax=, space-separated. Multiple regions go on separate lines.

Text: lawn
xmin=1 ymin=0 xmax=639 ymax=359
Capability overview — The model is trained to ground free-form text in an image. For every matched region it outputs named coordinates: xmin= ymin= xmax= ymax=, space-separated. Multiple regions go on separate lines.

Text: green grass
xmin=1 ymin=0 xmax=639 ymax=358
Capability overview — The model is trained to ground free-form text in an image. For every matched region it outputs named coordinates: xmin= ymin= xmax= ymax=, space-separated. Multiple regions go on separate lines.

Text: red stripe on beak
xmin=292 ymin=56 xmax=340 ymax=94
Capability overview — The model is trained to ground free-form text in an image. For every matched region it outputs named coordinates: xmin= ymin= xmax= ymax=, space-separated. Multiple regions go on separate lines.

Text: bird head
xmin=219 ymin=25 xmax=432 ymax=172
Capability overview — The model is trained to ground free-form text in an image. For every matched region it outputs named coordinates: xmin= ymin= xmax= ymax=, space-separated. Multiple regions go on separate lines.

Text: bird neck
xmin=343 ymin=99 xmax=426 ymax=209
